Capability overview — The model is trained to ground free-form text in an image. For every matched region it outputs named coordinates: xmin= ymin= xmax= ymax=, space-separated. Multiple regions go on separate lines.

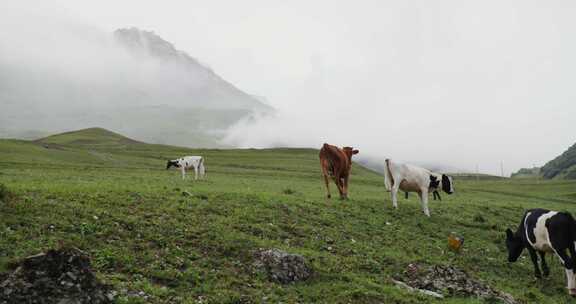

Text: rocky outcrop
xmin=0 ymin=248 xmax=114 ymax=304
xmin=253 ymin=248 xmax=313 ymax=284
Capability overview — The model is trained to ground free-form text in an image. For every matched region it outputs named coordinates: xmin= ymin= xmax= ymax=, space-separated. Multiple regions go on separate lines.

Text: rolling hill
xmin=37 ymin=127 xmax=143 ymax=147
xmin=1 ymin=128 xmax=576 ymax=303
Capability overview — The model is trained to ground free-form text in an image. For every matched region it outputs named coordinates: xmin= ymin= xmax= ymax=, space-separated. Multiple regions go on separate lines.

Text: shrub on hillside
xmin=0 ymin=183 xmax=13 ymax=202
xmin=282 ymin=188 xmax=297 ymax=195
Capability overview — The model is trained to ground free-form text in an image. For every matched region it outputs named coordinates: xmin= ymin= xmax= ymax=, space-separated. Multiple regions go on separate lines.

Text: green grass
xmin=1 ymin=129 xmax=576 ymax=303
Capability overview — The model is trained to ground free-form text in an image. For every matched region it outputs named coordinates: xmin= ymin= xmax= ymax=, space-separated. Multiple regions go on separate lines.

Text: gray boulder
xmin=253 ymin=249 xmax=312 ymax=284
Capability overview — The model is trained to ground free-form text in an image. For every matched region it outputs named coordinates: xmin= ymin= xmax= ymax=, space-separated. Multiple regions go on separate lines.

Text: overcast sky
xmin=3 ymin=0 xmax=576 ymax=175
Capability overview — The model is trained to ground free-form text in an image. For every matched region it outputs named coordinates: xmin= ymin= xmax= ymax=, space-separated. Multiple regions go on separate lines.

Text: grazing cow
xmin=383 ymin=159 xmax=454 ymax=216
xmin=319 ymin=143 xmax=359 ymax=200
xmin=166 ymin=156 xmax=206 ymax=180
xmin=506 ymin=209 xmax=576 ymax=296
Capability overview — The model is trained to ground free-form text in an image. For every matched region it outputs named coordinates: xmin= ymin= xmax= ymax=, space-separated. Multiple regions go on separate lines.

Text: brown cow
xmin=319 ymin=143 xmax=359 ymax=200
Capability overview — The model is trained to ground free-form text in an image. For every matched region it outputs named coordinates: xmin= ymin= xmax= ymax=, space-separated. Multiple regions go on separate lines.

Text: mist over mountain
xmin=0 ymin=26 xmax=271 ymax=146
xmin=112 ymin=28 xmax=271 ymax=111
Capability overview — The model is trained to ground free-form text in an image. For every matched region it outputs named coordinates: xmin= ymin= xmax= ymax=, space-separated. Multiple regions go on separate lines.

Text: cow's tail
xmin=383 ymin=159 xmax=393 ymax=192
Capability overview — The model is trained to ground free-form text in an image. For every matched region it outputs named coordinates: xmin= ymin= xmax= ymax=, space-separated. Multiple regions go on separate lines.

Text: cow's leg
xmin=553 ymin=248 xmax=576 ymax=295
xmin=335 ymin=175 xmax=345 ymax=200
xmin=320 ymin=161 xmax=332 ymax=199
xmin=405 ymin=192 xmax=409 ymax=199
xmin=194 ymin=166 xmax=198 ymax=180
xmin=200 ymin=164 xmax=206 ymax=179
xmin=181 ymin=167 xmax=186 ymax=180
xmin=342 ymin=175 xmax=349 ymax=200
xmin=391 ymin=182 xmax=400 ymax=209
xmin=539 ymin=251 xmax=550 ymax=277
xmin=433 ymin=191 xmax=441 ymax=201
xmin=419 ymin=188 xmax=430 ymax=217
xmin=323 ymin=174 xmax=331 ymax=199
xmin=569 ymin=244 xmax=576 ymax=294
xmin=527 ymin=247 xmax=542 ymax=278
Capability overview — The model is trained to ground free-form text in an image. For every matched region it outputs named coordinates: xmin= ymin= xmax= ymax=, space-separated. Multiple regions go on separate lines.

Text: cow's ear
xmin=352 ymin=149 xmax=359 ymax=155
xmin=506 ymin=228 xmax=514 ymax=239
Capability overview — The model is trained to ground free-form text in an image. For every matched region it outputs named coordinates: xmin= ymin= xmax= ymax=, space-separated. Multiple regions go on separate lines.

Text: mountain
xmin=112 ymin=28 xmax=271 ymax=112
xmin=0 ymin=27 xmax=272 ymax=147
xmin=540 ymin=142 xmax=576 ymax=179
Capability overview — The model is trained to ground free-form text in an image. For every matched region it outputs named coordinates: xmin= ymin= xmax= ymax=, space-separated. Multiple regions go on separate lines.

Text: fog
xmin=0 ymin=2 xmax=265 ymax=145
xmin=3 ymin=1 xmax=576 ymax=175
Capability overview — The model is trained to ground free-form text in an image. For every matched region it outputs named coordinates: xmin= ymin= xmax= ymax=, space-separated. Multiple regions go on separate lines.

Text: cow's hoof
xmin=326 ymin=195 xmax=331 ymax=199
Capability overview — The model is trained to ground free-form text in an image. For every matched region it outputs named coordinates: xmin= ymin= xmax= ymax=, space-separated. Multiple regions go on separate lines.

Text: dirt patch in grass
xmin=0 ymin=247 xmax=114 ymax=304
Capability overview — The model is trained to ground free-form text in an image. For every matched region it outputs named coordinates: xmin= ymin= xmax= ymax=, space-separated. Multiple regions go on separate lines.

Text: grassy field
xmin=1 ymin=128 xmax=576 ymax=303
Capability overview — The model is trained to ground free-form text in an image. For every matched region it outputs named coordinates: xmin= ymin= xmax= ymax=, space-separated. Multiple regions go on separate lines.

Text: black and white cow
xmin=506 ymin=208 xmax=576 ymax=296
xmin=166 ymin=156 xmax=206 ymax=180
xmin=384 ymin=159 xmax=454 ymax=217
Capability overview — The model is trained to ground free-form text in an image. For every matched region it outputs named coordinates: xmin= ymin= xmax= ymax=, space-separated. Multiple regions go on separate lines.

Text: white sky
xmin=3 ymin=0 xmax=576 ymax=175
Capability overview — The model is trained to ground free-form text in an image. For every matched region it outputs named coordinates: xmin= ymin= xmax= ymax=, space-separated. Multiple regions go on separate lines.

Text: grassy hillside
xmin=0 ymin=106 xmax=249 ymax=148
xmin=37 ymin=127 xmax=144 ymax=147
xmin=541 ymin=142 xmax=576 ymax=180
xmin=2 ymin=129 xmax=576 ymax=303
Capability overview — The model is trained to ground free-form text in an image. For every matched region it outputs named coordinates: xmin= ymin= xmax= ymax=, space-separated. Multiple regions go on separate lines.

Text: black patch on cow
xmin=441 ymin=174 xmax=453 ymax=194
xmin=429 ymin=175 xmax=440 ymax=189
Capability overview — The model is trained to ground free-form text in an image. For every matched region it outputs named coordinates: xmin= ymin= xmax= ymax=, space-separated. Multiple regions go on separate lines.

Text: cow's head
xmin=505 ymin=228 xmax=524 ymax=262
xmin=429 ymin=175 xmax=440 ymax=189
xmin=166 ymin=160 xmax=180 ymax=169
xmin=441 ymin=174 xmax=454 ymax=194
xmin=342 ymin=147 xmax=359 ymax=160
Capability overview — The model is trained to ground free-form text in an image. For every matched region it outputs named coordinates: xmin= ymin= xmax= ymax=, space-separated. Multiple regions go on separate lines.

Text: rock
xmin=400 ymin=264 xmax=518 ymax=304
xmin=0 ymin=247 xmax=113 ymax=304
xmin=253 ymin=248 xmax=312 ymax=284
